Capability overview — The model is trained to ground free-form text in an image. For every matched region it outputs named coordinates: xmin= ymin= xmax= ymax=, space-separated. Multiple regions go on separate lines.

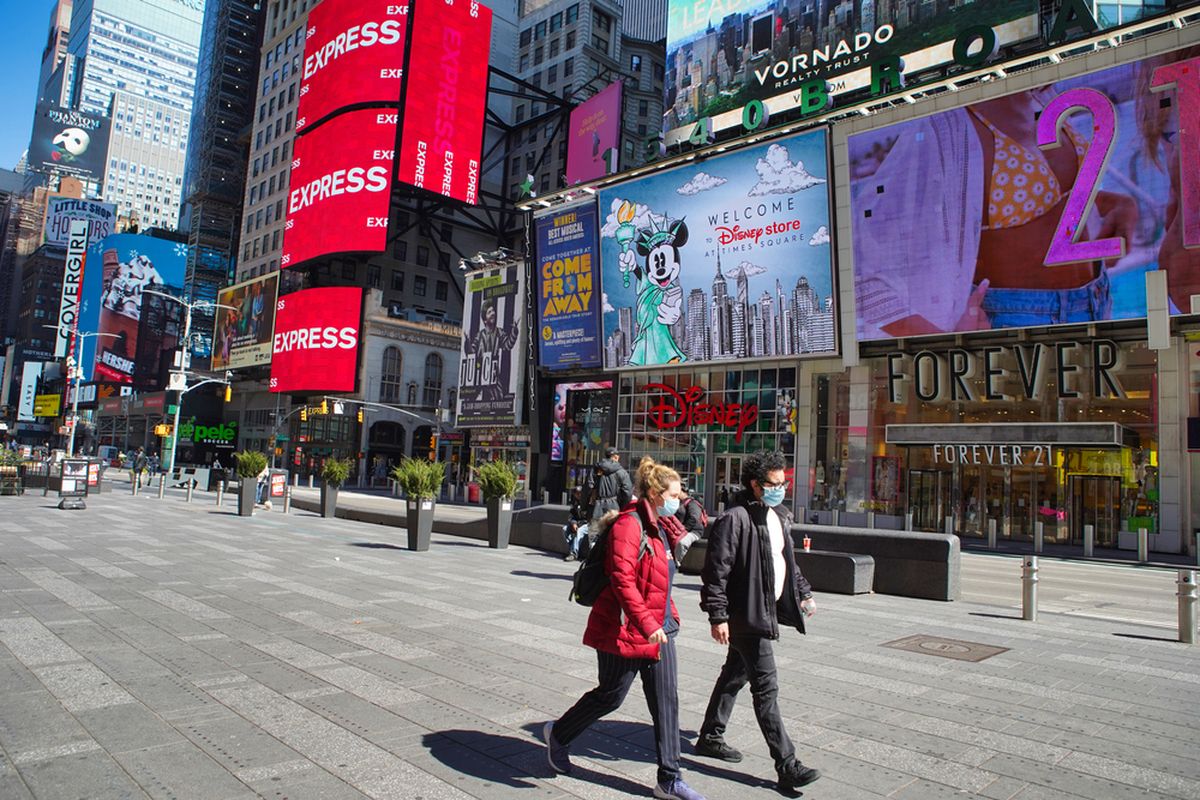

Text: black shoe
xmin=778 ymin=762 xmax=821 ymax=791
xmin=694 ymin=736 xmax=743 ymax=763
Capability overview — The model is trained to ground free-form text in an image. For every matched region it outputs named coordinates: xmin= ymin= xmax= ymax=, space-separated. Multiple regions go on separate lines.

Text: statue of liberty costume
xmin=624 ymin=217 xmax=687 ymax=366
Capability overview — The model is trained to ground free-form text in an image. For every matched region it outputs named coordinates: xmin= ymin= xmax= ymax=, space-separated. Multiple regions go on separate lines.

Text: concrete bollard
xmin=987 ymin=518 xmax=997 ymax=550
xmin=867 ymin=511 xmax=876 ymax=529
xmin=717 ymin=502 xmax=725 ymax=515
xmin=293 ymin=473 xmax=299 ymax=486
xmin=944 ymin=515 xmax=953 ymax=536
xmin=1022 ymin=556 xmax=1039 ymax=622
xmin=561 ymin=491 xmax=569 ymax=505
xmin=831 ymin=509 xmax=840 ymax=527
xmin=131 ymin=477 xmax=139 ymax=496
xmin=1138 ymin=528 xmax=1149 ymax=563
xmin=283 ymin=485 xmax=291 ymax=514
xmin=1179 ymin=570 xmax=1197 ymax=645
xmin=905 ymin=512 xmax=914 ymax=531
xmin=1083 ymin=524 xmax=1095 ymax=558
xmin=185 ymin=481 xmax=194 ymax=503
xmin=542 ymin=489 xmax=549 ymax=505
xmin=308 ymin=474 xmax=314 ymax=489
xmin=1035 ymin=521 xmax=1044 ymax=554
xmin=215 ymin=483 xmax=223 ymax=507
xmin=157 ymin=475 xmax=166 ymax=499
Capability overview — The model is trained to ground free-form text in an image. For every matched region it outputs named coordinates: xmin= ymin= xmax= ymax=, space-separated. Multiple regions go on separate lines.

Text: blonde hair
xmin=636 ymin=457 xmax=680 ymax=500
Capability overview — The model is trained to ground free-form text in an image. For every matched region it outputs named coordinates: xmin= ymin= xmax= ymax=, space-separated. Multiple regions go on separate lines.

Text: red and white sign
xmin=270 ymin=287 xmax=363 ymax=393
xmin=281 ymin=109 xmax=395 ymax=269
xmin=296 ymin=0 xmax=409 ymax=134
xmin=397 ymin=0 xmax=492 ymax=205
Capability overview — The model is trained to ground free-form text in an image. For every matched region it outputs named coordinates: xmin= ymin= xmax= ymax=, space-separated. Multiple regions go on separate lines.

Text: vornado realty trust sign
xmin=55 ymin=219 xmax=89 ymax=358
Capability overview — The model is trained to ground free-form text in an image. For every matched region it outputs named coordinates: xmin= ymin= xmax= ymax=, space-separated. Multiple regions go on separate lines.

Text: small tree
xmin=321 ymin=457 xmax=352 ymax=487
xmin=391 ymin=457 xmax=444 ymax=500
xmin=233 ymin=451 xmax=268 ymax=479
xmin=475 ymin=460 xmax=518 ymax=500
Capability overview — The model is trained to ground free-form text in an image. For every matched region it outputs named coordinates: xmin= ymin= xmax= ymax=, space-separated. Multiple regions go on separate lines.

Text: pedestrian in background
xmin=132 ymin=447 xmax=148 ymax=488
xmin=586 ymin=447 xmax=632 ymax=521
xmin=673 ymin=486 xmax=706 ymax=562
xmin=563 ymin=486 xmax=591 ymax=561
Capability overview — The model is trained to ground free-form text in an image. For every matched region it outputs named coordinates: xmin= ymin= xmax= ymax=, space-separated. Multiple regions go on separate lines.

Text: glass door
xmin=957 ymin=467 xmax=985 ymax=538
xmin=908 ymin=469 xmax=948 ymax=532
xmin=712 ymin=455 xmax=744 ymax=512
xmin=1070 ymin=475 xmax=1121 ymax=547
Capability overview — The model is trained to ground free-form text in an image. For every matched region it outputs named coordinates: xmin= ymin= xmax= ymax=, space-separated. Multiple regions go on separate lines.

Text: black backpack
xmin=569 ymin=511 xmax=649 ymax=606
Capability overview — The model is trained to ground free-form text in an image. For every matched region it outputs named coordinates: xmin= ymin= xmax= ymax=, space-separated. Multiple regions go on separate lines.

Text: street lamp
xmin=41 ymin=324 xmax=118 ymax=457
xmin=143 ymin=290 xmax=236 ymax=474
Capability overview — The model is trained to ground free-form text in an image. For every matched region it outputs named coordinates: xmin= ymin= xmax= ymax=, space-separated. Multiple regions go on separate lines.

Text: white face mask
xmin=657 ymin=497 xmax=680 ymax=517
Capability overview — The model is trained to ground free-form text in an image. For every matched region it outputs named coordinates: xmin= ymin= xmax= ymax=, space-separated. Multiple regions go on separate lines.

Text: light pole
xmin=143 ymin=291 xmax=236 ymax=474
xmin=41 ymin=325 xmax=118 ymax=457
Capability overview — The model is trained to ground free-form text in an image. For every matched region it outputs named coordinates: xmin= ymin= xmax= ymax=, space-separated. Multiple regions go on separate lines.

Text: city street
xmin=1 ymin=486 xmax=1198 ymax=800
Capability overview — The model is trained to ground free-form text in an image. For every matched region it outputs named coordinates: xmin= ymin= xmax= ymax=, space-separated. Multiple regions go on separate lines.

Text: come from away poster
xmin=534 ymin=203 xmax=602 ymax=370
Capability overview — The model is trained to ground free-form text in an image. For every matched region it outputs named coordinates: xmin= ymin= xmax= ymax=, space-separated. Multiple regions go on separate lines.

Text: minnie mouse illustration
xmin=623 ymin=216 xmax=688 ymax=366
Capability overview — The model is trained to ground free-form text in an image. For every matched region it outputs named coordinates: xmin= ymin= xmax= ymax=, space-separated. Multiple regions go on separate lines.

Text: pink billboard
xmin=566 ymin=82 xmax=622 ymax=186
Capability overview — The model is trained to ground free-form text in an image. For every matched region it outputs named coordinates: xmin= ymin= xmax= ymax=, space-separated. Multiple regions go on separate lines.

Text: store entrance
xmin=713 ymin=455 xmax=745 ymax=511
xmin=908 ymin=470 xmax=949 ymax=531
xmin=1069 ymin=475 xmax=1121 ymax=547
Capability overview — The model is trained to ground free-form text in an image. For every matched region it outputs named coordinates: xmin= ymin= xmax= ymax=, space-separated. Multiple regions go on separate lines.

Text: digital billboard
xmin=551 ymin=380 xmax=612 ymax=462
xmin=282 ymin=109 xmax=396 ymax=268
xmin=456 ymin=265 xmax=525 ymax=427
xmin=269 ymin=286 xmax=362 ymax=393
xmin=79 ymin=234 xmax=189 ymax=387
xmin=296 ymin=0 xmax=410 ymax=134
xmin=597 ymin=129 xmax=835 ymax=369
xmin=535 ymin=204 xmax=602 ymax=370
xmin=212 ymin=273 xmax=279 ymax=371
xmin=566 ymin=81 xmax=622 ymax=185
xmin=43 ymin=198 xmax=117 ymax=247
xmin=848 ymin=47 xmax=1200 ymax=341
xmin=27 ymin=103 xmax=111 ymax=179
xmin=396 ymin=0 xmax=492 ymax=205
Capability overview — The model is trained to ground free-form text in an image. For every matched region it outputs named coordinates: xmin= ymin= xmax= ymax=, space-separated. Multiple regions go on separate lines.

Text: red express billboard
xmin=296 ymin=0 xmax=409 ymax=134
xmin=282 ymin=109 xmax=396 ymax=268
xmin=396 ymin=0 xmax=492 ymax=205
xmin=270 ymin=287 xmax=363 ymax=393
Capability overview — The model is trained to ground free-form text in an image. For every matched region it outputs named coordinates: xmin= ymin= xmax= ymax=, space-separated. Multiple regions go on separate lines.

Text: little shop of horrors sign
xmin=644 ymin=383 xmax=758 ymax=442
xmin=884 ymin=340 xmax=1128 ymax=404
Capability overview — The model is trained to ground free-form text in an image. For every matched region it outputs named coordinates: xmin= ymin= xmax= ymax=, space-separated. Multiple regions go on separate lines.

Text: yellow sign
xmin=154 ymin=424 xmax=173 ymax=437
xmin=33 ymin=394 xmax=61 ymax=417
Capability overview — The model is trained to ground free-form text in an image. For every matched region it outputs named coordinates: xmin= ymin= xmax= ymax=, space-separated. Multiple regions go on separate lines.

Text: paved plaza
xmin=0 ymin=485 xmax=1198 ymax=800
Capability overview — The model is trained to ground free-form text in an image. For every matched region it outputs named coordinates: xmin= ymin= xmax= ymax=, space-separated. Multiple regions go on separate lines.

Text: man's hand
xmin=648 ymin=628 xmax=668 ymax=645
xmin=801 ymin=597 xmax=817 ymax=617
xmin=710 ymin=622 xmax=729 ymax=645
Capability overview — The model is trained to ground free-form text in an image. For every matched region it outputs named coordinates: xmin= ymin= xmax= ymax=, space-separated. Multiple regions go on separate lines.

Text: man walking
xmin=132 ymin=447 xmax=149 ymax=488
xmin=696 ymin=450 xmax=820 ymax=792
xmin=587 ymin=447 xmax=632 ymax=521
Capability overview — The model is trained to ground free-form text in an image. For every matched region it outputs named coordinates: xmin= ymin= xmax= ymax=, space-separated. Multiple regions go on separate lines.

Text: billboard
xmin=551 ymin=380 xmax=612 ymax=462
xmin=282 ymin=109 xmax=396 ymax=268
xmin=212 ymin=273 xmax=280 ymax=371
xmin=296 ymin=0 xmax=410 ymax=134
xmin=456 ymin=265 xmax=525 ymax=427
xmin=269 ymin=286 xmax=362 ymax=393
xmin=566 ymin=82 xmax=622 ymax=185
xmin=33 ymin=394 xmax=61 ymax=418
xmin=18 ymin=362 xmax=43 ymax=422
xmin=27 ymin=103 xmax=111 ymax=179
xmin=43 ymin=198 xmax=117 ymax=247
xmin=396 ymin=0 xmax=492 ymax=205
xmin=598 ymin=128 xmax=835 ymax=369
xmin=848 ymin=47 xmax=1200 ymax=341
xmin=535 ymin=204 xmax=602 ymax=370
xmin=54 ymin=220 xmax=89 ymax=358
xmin=79 ymin=234 xmax=188 ymax=387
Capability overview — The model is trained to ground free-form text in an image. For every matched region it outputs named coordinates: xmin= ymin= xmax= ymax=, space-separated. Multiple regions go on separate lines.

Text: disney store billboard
xmin=597 ymin=128 xmax=836 ymax=370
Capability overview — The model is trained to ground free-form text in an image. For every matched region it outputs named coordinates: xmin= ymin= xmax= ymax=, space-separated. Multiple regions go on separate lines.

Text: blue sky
xmin=0 ymin=1 xmax=50 ymax=170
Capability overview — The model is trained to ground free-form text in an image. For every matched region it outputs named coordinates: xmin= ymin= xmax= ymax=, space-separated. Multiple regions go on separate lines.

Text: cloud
xmin=808 ymin=225 xmax=830 ymax=246
xmin=676 ymin=172 xmax=726 ymax=196
xmin=602 ymin=292 xmax=615 ymax=313
xmin=748 ymin=143 xmax=826 ymax=196
xmin=725 ymin=261 xmax=767 ymax=279
xmin=600 ymin=197 xmax=667 ymax=238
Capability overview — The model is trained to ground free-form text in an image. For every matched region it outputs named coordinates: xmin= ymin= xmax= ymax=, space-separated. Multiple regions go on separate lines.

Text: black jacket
xmin=675 ymin=496 xmax=707 ymax=538
xmin=589 ymin=460 xmax=632 ymax=519
xmin=701 ymin=490 xmax=813 ymax=639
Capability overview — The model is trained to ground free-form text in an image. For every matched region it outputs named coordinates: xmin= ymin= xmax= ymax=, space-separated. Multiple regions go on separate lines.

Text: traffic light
xmin=223 ymin=385 xmax=232 ymax=403
xmin=356 ymin=407 xmax=364 ymax=423
xmin=300 ymin=407 xmax=308 ymax=422
xmin=318 ymin=399 xmax=328 ymax=415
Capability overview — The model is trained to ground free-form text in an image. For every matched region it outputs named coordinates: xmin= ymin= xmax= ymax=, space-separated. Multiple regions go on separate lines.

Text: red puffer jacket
xmin=583 ymin=500 xmax=687 ymax=660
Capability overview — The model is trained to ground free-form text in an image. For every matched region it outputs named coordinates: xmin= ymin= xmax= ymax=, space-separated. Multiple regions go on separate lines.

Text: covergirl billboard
xmin=281 ymin=109 xmax=395 ymax=268
xmin=848 ymin=46 xmax=1200 ymax=341
xmin=396 ymin=0 xmax=492 ymax=205
xmin=597 ymin=129 xmax=836 ymax=370
xmin=296 ymin=0 xmax=409 ymax=134
xmin=269 ymin=287 xmax=362 ymax=393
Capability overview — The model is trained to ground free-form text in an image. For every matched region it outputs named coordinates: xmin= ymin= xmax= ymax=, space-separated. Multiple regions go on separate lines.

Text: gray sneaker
xmin=653 ymin=777 xmax=707 ymax=800
xmin=543 ymin=721 xmax=571 ymax=774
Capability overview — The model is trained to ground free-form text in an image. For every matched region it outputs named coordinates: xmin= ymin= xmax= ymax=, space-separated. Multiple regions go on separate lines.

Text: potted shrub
xmin=391 ymin=457 xmax=445 ymax=551
xmin=320 ymin=457 xmax=351 ymax=518
xmin=475 ymin=460 xmax=518 ymax=549
xmin=233 ymin=451 xmax=267 ymax=517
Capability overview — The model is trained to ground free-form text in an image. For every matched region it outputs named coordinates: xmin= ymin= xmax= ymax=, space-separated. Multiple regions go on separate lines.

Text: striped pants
xmin=554 ymin=636 xmax=681 ymax=785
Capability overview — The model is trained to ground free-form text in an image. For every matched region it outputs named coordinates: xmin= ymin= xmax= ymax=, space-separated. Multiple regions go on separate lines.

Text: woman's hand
xmin=648 ymin=628 xmax=667 ymax=645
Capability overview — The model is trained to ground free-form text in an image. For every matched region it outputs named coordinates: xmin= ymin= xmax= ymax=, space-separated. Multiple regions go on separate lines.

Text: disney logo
xmin=714 ymin=225 xmax=763 ymax=246
xmin=644 ymin=383 xmax=758 ymax=443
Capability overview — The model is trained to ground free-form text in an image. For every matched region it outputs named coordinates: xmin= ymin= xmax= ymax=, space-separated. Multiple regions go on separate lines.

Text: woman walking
xmin=543 ymin=458 xmax=706 ymax=800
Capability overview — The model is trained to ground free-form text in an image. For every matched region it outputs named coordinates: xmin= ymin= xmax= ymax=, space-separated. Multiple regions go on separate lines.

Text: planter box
xmin=238 ymin=479 xmax=255 ymax=516
xmin=320 ymin=483 xmax=339 ymax=518
xmin=406 ymin=499 xmax=435 ymax=551
xmin=486 ymin=497 xmax=513 ymax=549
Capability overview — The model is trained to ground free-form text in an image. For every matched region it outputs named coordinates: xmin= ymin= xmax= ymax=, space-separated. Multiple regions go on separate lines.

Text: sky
xmin=0 ymin=0 xmax=51 ymax=171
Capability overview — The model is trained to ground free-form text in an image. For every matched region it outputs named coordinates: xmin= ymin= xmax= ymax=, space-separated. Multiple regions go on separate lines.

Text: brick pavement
xmin=0 ymin=488 xmax=1197 ymax=799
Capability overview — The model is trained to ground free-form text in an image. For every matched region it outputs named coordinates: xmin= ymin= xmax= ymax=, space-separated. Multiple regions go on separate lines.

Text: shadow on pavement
xmin=510 ymin=569 xmax=573 ymax=582
xmin=348 ymin=542 xmax=407 ymax=551
xmin=969 ymin=611 xmax=1022 ymax=621
xmin=432 ymin=539 xmax=489 ymax=549
xmin=1113 ymin=631 xmax=1180 ymax=643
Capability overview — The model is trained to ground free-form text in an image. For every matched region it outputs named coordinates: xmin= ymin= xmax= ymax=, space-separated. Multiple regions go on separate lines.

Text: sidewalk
xmin=0 ymin=488 xmax=1197 ymax=799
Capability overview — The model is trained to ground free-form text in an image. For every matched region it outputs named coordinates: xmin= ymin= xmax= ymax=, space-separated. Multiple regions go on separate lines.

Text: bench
xmin=790 ymin=525 xmax=960 ymax=601
xmin=678 ymin=539 xmax=875 ymax=595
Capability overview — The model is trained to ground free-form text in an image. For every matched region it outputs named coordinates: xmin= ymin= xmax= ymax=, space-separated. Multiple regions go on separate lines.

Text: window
xmin=535 ymin=20 xmax=547 ymax=39
xmin=438 ymin=252 xmax=450 ymax=269
xmin=393 ymin=239 xmax=408 ymax=260
xmin=423 ymin=353 xmax=443 ymax=408
xmin=435 ymin=280 xmax=448 ymax=301
xmin=391 ymin=270 xmax=405 ymax=291
xmin=519 ymin=53 xmax=530 ymax=71
xmin=519 ymin=29 xmax=531 ymax=47
xmin=594 ymin=11 xmax=611 ymax=32
xmin=550 ymin=12 xmax=563 ymax=32
xmin=566 ymin=4 xmax=578 ymax=24
xmin=414 ymin=275 xmax=427 ymax=297
xmin=547 ymin=65 xmax=557 ymax=84
xmin=380 ymin=346 xmax=402 ymax=403
xmin=592 ymin=34 xmax=608 ymax=53
xmin=564 ymin=57 xmax=574 ymax=77
xmin=368 ymin=264 xmax=381 ymax=288
xmin=639 ymin=100 xmax=649 ymax=116
xmin=417 ymin=246 xmax=429 ymax=266
xmin=440 ymin=224 xmax=452 ymax=242
xmin=550 ymin=39 xmax=559 ymax=57
xmin=534 ymin=46 xmax=543 ymax=66
xmin=632 ymin=54 xmax=642 ymax=72
xmin=516 ymin=104 xmax=526 ymax=123
xmin=566 ymin=31 xmax=575 ymax=49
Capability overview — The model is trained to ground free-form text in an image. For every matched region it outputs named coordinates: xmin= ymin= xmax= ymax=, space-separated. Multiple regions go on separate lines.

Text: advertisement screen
xmin=535 ymin=204 xmax=603 ymax=370
xmin=43 ymin=198 xmax=117 ymax=247
xmin=212 ymin=273 xmax=279 ymax=371
xmin=270 ymin=286 xmax=362 ymax=393
xmin=551 ymin=380 xmax=612 ymax=462
xmin=18 ymin=362 xmax=44 ymax=422
xmin=456 ymin=265 xmax=525 ymax=426
xmin=396 ymin=0 xmax=492 ymax=205
xmin=296 ymin=0 xmax=410 ymax=134
xmin=566 ymin=82 xmax=622 ymax=185
xmin=848 ymin=47 xmax=1200 ymax=341
xmin=282 ymin=109 xmax=396 ymax=268
xmin=27 ymin=103 xmax=111 ymax=179
xmin=598 ymin=128 xmax=835 ymax=369
xmin=79 ymin=234 xmax=188 ymax=387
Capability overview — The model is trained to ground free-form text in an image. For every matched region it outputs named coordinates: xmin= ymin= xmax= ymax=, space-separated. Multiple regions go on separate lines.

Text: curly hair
xmin=740 ymin=451 xmax=786 ymax=488
xmin=636 ymin=457 xmax=681 ymax=499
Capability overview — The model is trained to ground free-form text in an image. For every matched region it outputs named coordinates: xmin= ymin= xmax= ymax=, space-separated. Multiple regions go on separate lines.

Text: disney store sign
xmin=644 ymin=383 xmax=758 ymax=442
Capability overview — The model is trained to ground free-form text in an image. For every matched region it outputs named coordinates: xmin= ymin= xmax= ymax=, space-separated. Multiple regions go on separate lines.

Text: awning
xmin=885 ymin=423 xmax=1138 ymax=448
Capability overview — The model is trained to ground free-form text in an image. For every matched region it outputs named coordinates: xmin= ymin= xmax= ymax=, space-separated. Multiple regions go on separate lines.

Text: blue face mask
xmin=658 ymin=497 xmax=680 ymax=517
xmin=761 ymin=486 xmax=786 ymax=508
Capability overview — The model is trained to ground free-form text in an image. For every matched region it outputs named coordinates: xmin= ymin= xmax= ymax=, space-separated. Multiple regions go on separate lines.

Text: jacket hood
xmin=598 ymin=459 xmax=624 ymax=475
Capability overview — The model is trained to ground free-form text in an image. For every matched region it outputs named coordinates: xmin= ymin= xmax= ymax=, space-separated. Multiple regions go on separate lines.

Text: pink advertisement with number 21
xmin=848 ymin=46 xmax=1199 ymax=341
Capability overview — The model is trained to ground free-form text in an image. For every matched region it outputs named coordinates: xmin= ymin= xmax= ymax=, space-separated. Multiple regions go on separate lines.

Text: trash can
xmin=468 ymin=482 xmax=481 ymax=503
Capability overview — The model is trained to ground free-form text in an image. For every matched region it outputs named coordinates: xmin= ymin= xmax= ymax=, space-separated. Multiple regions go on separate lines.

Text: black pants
xmin=554 ymin=637 xmax=681 ymax=785
xmin=700 ymin=634 xmax=796 ymax=770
